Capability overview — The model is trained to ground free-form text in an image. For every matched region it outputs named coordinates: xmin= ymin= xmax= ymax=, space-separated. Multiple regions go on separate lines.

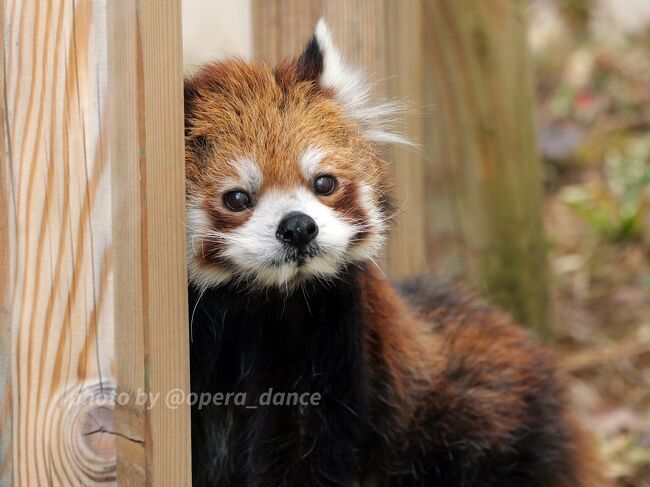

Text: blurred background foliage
xmin=529 ymin=0 xmax=650 ymax=484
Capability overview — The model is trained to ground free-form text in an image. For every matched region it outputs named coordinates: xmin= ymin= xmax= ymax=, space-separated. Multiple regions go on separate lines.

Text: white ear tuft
xmin=314 ymin=19 xmax=354 ymax=96
xmin=311 ymin=19 xmax=412 ymax=147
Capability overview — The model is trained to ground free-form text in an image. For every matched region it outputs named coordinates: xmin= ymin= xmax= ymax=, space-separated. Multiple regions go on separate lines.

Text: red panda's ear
xmin=297 ymin=19 xmax=413 ymax=147
xmin=296 ymin=33 xmax=324 ymax=83
xmin=301 ymin=19 xmax=362 ymax=103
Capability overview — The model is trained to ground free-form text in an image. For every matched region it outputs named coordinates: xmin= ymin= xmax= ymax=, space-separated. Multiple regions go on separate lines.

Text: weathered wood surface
xmin=382 ymin=0 xmax=427 ymax=278
xmin=2 ymin=1 xmax=115 ymax=483
xmin=1 ymin=1 xmax=190 ymax=485
xmin=1 ymin=1 xmax=12 ymax=484
xmin=110 ymin=1 xmax=191 ymax=485
xmin=422 ymin=0 xmax=550 ymax=334
xmin=252 ymin=0 xmax=429 ymax=278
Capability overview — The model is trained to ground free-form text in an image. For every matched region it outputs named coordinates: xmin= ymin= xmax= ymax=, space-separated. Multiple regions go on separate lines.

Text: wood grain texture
xmin=422 ymin=0 xmax=550 ymax=334
xmin=382 ymin=0 xmax=427 ymax=277
xmin=1 ymin=1 xmax=190 ymax=485
xmin=2 ymin=1 xmax=115 ymax=484
xmin=108 ymin=2 xmax=146 ymax=484
xmin=252 ymin=0 xmax=428 ymax=277
xmin=0 ymin=1 xmax=12 ymax=484
xmin=109 ymin=1 xmax=191 ymax=485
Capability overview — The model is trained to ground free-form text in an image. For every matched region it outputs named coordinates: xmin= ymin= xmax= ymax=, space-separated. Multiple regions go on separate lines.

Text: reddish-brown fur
xmin=185 ymin=60 xmax=388 ymax=201
xmin=393 ymin=274 xmax=609 ymax=486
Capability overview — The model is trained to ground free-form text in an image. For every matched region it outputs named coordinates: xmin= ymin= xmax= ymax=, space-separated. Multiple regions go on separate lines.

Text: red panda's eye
xmin=314 ymin=175 xmax=337 ymax=195
xmin=224 ymin=190 xmax=252 ymax=211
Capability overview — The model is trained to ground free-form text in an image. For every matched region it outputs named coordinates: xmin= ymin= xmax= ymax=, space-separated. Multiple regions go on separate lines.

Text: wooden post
xmin=252 ymin=0 xmax=429 ymax=277
xmin=382 ymin=1 xmax=427 ymax=278
xmin=1 ymin=1 xmax=191 ymax=485
xmin=0 ymin=2 xmax=12 ymax=485
xmin=422 ymin=0 xmax=551 ymax=335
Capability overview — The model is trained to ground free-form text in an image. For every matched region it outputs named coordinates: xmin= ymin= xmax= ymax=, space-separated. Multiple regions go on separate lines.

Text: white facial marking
xmin=347 ymin=182 xmax=385 ymax=261
xmin=186 ymin=182 xmax=387 ymax=290
xmin=186 ymin=199 xmax=231 ymax=291
xmin=223 ymin=157 xmax=263 ymax=192
xmin=299 ymin=146 xmax=327 ymax=180
xmin=219 ymin=187 xmax=356 ymax=288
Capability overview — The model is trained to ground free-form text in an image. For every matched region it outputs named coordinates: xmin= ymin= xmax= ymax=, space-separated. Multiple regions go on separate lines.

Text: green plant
xmin=560 ymin=135 xmax=650 ymax=241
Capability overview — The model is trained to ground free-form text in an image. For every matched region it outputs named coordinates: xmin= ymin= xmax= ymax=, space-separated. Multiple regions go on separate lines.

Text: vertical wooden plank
xmin=422 ymin=0 xmax=550 ymax=334
xmin=3 ymin=1 xmax=116 ymax=484
xmin=138 ymin=1 xmax=191 ymax=483
xmin=1 ymin=0 xmax=189 ymax=485
xmin=0 ymin=0 xmax=13 ymax=484
xmin=382 ymin=0 xmax=427 ymax=277
xmin=252 ymin=0 xmax=428 ymax=277
xmin=110 ymin=0 xmax=191 ymax=485
xmin=253 ymin=0 xmax=385 ymax=73
xmin=253 ymin=0 xmax=320 ymax=65
xmin=108 ymin=2 xmax=146 ymax=484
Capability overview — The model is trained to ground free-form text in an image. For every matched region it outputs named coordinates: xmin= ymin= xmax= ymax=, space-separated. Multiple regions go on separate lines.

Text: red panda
xmin=184 ymin=20 xmax=609 ymax=487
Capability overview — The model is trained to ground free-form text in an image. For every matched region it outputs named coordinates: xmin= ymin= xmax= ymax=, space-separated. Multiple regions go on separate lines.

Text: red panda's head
xmin=184 ymin=20 xmax=406 ymax=290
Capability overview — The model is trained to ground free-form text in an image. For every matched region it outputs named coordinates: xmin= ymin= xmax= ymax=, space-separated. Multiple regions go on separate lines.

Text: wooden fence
xmin=1 ymin=1 xmax=190 ymax=485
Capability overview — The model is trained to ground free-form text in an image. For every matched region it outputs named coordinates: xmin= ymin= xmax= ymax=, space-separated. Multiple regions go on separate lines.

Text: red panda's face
xmin=184 ymin=21 xmax=404 ymax=290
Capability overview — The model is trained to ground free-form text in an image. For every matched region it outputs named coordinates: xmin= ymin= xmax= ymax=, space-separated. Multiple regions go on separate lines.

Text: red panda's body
xmin=185 ymin=21 xmax=608 ymax=487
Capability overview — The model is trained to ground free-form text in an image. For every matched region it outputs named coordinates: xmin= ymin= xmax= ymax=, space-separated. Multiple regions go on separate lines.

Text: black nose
xmin=276 ymin=212 xmax=319 ymax=248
